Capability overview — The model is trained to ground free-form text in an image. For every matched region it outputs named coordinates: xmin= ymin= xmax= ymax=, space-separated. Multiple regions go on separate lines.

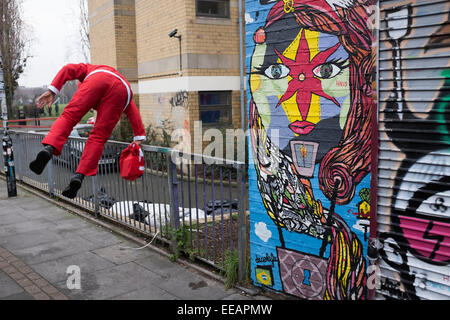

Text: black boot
xmin=29 ymin=145 xmax=55 ymax=175
xmin=62 ymin=173 xmax=85 ymax=199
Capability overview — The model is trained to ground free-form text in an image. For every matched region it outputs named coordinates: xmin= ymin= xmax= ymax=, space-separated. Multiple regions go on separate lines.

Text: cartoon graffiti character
xmin=379 ymin=2 xmax=450 ymax=300
xmin=381 ymin=69 xmax=450 ymax=299
xmin=249 ymin=0 xmax=376 ymax=299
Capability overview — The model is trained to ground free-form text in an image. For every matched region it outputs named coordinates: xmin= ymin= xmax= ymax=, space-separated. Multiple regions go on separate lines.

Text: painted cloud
xmin=255 ymin=222 xmax=272 ymax=242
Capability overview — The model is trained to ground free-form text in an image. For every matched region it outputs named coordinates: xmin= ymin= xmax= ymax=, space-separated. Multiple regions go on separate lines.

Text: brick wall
xmin=89 ymin=0 xmax=247 ymax=147
xmin=135 ymin=0 xmax=187 ymax=74
xmin=135 ymin=0 xmax=240 ymax=77
xmin=88 ymin=0 xmax=137 ymax=80
xmin=88 ymin=0 xmax=118 ymax=67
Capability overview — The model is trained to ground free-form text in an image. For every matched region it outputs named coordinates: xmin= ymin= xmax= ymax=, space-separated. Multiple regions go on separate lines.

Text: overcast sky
xmin=18 ymin=0 xmax=86 ymax=88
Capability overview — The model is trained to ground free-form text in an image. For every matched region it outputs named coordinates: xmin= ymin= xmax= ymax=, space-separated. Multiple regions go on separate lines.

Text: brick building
xmin=88 ymin=0 xmax=245 ymax=152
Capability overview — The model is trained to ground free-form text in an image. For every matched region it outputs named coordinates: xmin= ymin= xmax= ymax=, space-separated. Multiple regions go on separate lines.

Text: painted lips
xmin=289 ymin=121 xmax=315 ymax=135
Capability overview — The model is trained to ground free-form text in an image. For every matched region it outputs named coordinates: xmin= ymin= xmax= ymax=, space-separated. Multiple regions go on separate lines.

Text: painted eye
xmin=264 ymin=64 xmax=290 ymax=79
xmin=313 ymin=63 xmax=342 ymax=79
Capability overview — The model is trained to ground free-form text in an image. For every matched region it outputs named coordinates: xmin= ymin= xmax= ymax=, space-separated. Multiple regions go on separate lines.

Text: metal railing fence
xmin=6 ymin=130 xmax=248 ymax=279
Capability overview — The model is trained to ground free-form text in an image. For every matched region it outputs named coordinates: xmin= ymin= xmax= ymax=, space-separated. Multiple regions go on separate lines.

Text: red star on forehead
xmin=275 ymin=29 xmax=341 ymax=121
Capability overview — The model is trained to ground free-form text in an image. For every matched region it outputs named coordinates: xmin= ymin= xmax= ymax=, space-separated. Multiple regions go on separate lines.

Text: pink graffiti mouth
xmin=289 ymin=121 xmax=315 ymax=135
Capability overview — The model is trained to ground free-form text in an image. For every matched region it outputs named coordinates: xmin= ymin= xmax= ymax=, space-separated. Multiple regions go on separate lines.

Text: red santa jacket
xmin=48 ymin=63 xmax=146 ymax=141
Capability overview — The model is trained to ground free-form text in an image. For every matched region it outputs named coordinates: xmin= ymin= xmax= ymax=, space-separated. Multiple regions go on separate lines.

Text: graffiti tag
xmin=170 ymin=91 xmax=189 ymax=109
xmin=255 ymin=253 xmax=278 ymax=265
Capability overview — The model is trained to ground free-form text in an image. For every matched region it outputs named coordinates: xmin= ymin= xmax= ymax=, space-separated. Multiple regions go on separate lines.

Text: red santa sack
xmin=119 ymin=143 xmax=145 ymax=181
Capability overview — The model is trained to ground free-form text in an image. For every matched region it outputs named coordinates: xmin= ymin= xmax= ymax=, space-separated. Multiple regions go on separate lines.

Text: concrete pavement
xmin=0 ymin=179 xmax=268 ymax=300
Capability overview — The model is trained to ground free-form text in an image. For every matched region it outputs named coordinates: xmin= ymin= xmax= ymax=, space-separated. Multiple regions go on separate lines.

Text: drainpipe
xmin=237 ymin=0 xmax=247 ymax=283
xmin=177 ymin=34 xmax=182 ymax=76
xmin=169 ymin=29 xmax=183 ymax=76
xmin=368 ymin=2 xmax=382 ymax=300
xmin=238 ymin=0 xmax=245 ymax=131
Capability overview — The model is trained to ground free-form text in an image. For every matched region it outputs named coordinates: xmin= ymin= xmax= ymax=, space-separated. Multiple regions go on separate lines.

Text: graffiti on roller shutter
xmin=378 ymin=0 xmax=450 ymax=300
xmin=246 ymin=0 xmax=376 ymax=300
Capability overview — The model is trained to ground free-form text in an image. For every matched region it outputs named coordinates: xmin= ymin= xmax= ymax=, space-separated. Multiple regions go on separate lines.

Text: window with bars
xmin=196 ymin=0 xmax=230 ymax=18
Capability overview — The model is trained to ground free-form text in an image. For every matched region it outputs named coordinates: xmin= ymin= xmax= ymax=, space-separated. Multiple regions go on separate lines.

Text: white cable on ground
xmin=118 ymin=231 xmax=159 ymax=250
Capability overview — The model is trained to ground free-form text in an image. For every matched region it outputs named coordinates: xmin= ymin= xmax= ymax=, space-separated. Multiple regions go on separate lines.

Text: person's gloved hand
xmin=36 ymin=90 xmax=55 ymax=109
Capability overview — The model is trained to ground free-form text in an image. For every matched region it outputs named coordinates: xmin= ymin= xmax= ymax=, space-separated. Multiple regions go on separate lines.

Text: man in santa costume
xmin=30 ymin=63 xmax=146 ymax=199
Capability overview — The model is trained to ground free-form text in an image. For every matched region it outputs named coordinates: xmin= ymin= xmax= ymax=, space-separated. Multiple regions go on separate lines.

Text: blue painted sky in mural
xmin=248 ymin=150 xmax=371 ymax=292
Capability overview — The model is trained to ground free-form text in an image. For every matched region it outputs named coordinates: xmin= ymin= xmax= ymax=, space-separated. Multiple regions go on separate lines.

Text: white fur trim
xmin=48 ymin=85 xmax=60 ymax=95
xmin=133 ymin=136 xmax=146 ymax=141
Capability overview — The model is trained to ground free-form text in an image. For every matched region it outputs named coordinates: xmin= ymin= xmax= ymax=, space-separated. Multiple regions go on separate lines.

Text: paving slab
xmin=0 ymin=229 xmax=63 ymax=251
xmin=1 ymin=291 xmax=35 ymax=300
xmin=18 ymin=205 xmax=73 ymax=221
xmin=0 ymin=180 xmax=267 ymax=300
xmin=54 ymin=262 xmax=168 ymax=300
xmin=91 ymin=242 xmax=156 ymax=265
xmin=73 ymin=225 xmax=123 ymax=247
xmin=47 ymin=216 xmax=96 ymax=234
xmin=155 ymin=269 xmax=238 ymax=300
xmin=15 ymin=198 xmax=56 ymax=211
xmin=221 ymin=293 xmax=255 ymax=300
xmin=110 ymin=286 xmax=179 ymax=300
xmin=0 ymin=205 xmax=27 ymax=217
xmin=0 ymin=270 xmax=25 ymax=299
xmin=0 ymin=219 xmax=56 ymax=238
xmin=134 ymin=254 xmax=189 ymax=279
xmin=0 ymin=213 xmax=28 ymax=226
xmin=11 ymin=235 xmax=107 ymax=265
xmin=135 ymin=254 xmax=242 ymax=299
xmin=29 ymin=251 xmax=115 ymax=284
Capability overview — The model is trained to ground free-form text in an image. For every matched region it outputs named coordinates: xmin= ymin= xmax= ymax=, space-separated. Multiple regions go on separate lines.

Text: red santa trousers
xmin=42 ymin=71 xmax=137 ymax=176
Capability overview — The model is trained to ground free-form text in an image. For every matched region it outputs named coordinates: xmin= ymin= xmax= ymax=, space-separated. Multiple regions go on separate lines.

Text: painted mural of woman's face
xmin=250 ymin=21 xmax=352 ymax=155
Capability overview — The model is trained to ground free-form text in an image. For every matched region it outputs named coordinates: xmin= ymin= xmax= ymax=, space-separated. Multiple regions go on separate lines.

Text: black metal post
xmin=2 ymin=133 xmax=17 ymax=197
xmin=237 ymin=163 xmax=247 ymax=282
xmin=167 ymin=153 xmax=181 ymax=255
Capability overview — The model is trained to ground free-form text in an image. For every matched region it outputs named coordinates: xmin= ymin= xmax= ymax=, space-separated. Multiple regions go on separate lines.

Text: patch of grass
xmin=81 ymin=110 xmax=94 ymax=123
xmin=221 ymin=250 xmax=239 ymax=289
xmin=168 ymin=225 xmax=196 ymax=262
xmin=52 ymin=103 xmax=67 ymax=117
xmin=52 ymin=103 xmax=94 ymax=124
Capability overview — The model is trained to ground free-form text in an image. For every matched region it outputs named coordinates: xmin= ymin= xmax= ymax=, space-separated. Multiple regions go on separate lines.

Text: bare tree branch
xmin=0 ymin=0 xmax=31 ymax=118
xmin=79 ymin=0 xmax=90 ymax=62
